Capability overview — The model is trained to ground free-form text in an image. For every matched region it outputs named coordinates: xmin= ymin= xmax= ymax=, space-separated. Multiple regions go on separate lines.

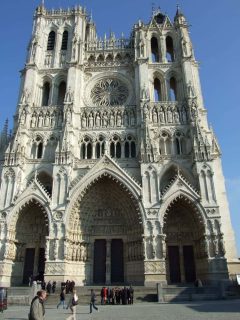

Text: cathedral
xmin=0 ymin=3 xmax=238 ymax=287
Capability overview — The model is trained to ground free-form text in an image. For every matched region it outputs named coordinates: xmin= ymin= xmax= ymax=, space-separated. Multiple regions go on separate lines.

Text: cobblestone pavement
xmin=2 ymin=300 xmax=240 ymax=320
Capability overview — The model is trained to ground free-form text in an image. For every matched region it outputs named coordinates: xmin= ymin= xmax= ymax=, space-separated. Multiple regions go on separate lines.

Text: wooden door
xmin=93 ymin=240 xmax=106 ymax=284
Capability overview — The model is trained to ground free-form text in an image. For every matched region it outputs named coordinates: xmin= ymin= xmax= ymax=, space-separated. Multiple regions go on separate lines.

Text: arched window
xmin=166 ymin=36 xmax=174 ymax=62
xmin=159 ymin=132 xmax=171 ymax=155
xmin=131 ymin=141 xmax=136 ymax=157
xmin=176 ymin=138 xmax=181 ymax=155
xmin=37 ymin=142 xmax=43 ymax=159
xmin=47 ymin=31 xmax=56 ymax=51
xmin=124 ymin=136 xmax=136 ymax=158
xmin=81 ymin=144 xmax=86 ymax=159
xmin=154 ymin=78 xmax=161 ymax=101
xmin=110 ymin=142 xmax=115 ymax=157
xmin=42 ymin=82 xmax=50 ymax=106
xmin=169 ymin=77 xmax=177 ymax=101
xmin=80 ymin=137 xmax=93 ymax=159
xmin=61 ymin=30 xmax=68 ymax=50
xmin=57 ymin=81 xmax=66 ymax=105
xmin=125 ymin=142 xmax=130 ymax=158
xmin=110 ymin=136 xmax=122 ymax=158
xmin=116 ymin=142 xmax=121 ymax=158
xmin=96 ymin=142 xmax=101 ymax=158
xmin=87 ymin=144 xmax=92 ymax=159
xmin=151 ymin=37 xmax=159 ymax=62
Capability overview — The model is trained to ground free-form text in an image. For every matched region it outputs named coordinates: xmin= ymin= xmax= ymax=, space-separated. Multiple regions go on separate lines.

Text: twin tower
xmin=0 ymin=4 xmax=238 ymax=286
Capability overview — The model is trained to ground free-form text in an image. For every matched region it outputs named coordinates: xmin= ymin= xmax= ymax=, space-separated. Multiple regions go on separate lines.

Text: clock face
xmin=90 ymin=78 xmax=129 ymax=106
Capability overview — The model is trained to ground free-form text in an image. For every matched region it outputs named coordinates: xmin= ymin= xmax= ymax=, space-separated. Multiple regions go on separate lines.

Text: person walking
xmin=66 ymin=289 xmax=78 ymax=320
xmin=129 ymin=285 xmax=134 ymax=304
xmin=57 ymin=288 xmax=66 ymax=309
xmin=89 ymin=289 xmax=98 ymax=314
xmin=29 ymin=290 xmax=47 ymax=320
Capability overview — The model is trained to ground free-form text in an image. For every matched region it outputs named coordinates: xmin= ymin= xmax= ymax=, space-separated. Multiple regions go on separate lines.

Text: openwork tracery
xmin=91 ymin=78 xmax=129 ymax=106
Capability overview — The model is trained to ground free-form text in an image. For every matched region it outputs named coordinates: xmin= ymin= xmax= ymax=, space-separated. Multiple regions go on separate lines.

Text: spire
xmin=174 ymin=4 xmax=187 ymax=24
xmin=176 ymin=4 xmax=181 ymax=16
xmin=89 ymin=10 xmax=93 ymax=23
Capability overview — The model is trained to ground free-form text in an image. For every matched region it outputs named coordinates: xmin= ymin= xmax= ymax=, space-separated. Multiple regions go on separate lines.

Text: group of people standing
xmin=100 ymin=286 xmax=134 ymax=305
xmin=29 ymin=284 xmax=134 ymax=319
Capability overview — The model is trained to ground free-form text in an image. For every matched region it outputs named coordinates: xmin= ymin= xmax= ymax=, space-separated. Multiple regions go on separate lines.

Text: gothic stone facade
xmin=0 ymin=5 xmax=238 ymax=287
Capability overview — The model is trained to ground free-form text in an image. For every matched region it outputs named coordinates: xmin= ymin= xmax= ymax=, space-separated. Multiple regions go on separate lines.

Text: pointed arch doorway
xmin=68 ymin=175 xmax=144 ymax=285
xmin=9 ymin=200 xmax=49 ymax=285
xmin=163 ymin=196 xmax=206 ymax=284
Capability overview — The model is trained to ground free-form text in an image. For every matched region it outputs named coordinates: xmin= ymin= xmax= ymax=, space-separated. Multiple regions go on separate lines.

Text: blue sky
xmin=0 ymin=0 xmax=239 ymax=254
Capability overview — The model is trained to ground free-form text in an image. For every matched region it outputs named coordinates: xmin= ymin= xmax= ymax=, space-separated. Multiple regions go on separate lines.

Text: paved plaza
xmin=1 ymin=300 xmax=240 ymax=320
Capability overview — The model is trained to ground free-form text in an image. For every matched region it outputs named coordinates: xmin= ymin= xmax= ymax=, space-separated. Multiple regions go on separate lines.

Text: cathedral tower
xmin=0 ymin=4 xmax=238 ymax=286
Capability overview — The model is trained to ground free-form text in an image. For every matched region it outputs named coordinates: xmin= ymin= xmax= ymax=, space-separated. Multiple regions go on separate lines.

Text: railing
xmin=85 ymin=38 xmax=134 ymax=51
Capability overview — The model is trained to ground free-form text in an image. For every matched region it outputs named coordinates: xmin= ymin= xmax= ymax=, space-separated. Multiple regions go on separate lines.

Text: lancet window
xmin=166 ymin=36 xmax=174 ymax=62
xmin=61 ymin=30 xmax=68 ymax=50
xmin=151 ymin=37 xmax=160 ymax=62
xmin=47 ymin=31 xmax=56 ymax=51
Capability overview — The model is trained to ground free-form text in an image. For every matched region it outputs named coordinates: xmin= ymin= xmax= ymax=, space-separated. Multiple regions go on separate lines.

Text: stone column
xmin=33 ymin=245 xmax=39 ymax=276
xmin=105 ymin=239 xmax=111 ymax=285
xmin=179 ymin=246 xmax=185 ymax=283
xmin=160 ymin=36 xmax=167 ymax=63
xmin=45 ymin=237 xmax=50 ymax=261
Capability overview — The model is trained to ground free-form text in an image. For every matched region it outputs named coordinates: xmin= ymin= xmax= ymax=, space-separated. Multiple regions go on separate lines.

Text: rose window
xmin=90 ymin=78 xmax=129 ymax=106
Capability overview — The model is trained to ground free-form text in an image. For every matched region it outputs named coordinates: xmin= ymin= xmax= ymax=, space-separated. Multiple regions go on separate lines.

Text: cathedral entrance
xmin=10 ymin=200 xmax=49 ymax=285
xmin=68 ymin=175 xmax=144 ymax=285
xmin=163 ymin=196 xmax=204 ymax=284
xmin=93 ymin=238 xmax=124 ymax=284
xmin=93 ymin=240 xmax=106 ymax=284
xmin=168 ymin=245 xmax=196 ymax=283
xmin=111 ymin=239 xmax=124 ymax=283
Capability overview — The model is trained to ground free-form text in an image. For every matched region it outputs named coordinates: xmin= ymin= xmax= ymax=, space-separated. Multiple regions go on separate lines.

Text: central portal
xmin=93 ymin=239 xmax=124 ymax=284
xmin=68 ymin=176 xmax=144 ymax=285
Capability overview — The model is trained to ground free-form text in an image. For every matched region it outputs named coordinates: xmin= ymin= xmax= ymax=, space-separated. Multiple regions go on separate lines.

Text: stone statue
xmin=187 ymin=81 xmax=195 ymax=98
xmin=89 ymin=113 xmax=94 ymax=127
xmin=167 ymin=108 xmax=173 ymax=123
xmin=102 ymin=112 xmax=108 ymax=127
xmin=181 ymin=107 xmax=187 ymax=124
xmin=30 ymin=36 xmax=38 ymax=61
xmin=152 ymin=110 xmax=158 ymax=123
xmin=123 ymin=111 xmax=129 ymax=126
xmin=116 ymin=112 xmax=122 ymax=127
xmin=218 ymin=237 xmax=226 ymax=257
xmin=81 ymin=114 xmax=87 ymax=128
xmin=64 ymin=87 xmax=74 ymax=103
xmin=109 ymin=113 xmax=115 ymax=127
xmin=20 ymin=89 xmax=30 ymax=104
xmin=181 ymin=36 xmax=192 ymax=58
xmin=159 ymin=107 xmax=165 ymax=123
xmin=138 ymin=30 xmax=145 ymax=58
xmin=174 ymin=109 xmax=180 ymax=123
xmin=141 ymin=84 xmax=150 ymax=100
xmin=95 ymin=112 xmax=101 ymax=127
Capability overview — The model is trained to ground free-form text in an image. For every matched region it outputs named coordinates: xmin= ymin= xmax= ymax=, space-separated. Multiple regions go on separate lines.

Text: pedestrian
xmin=46 ymin=281 xmax=52 ymax=294
xmin=57 ymin=288 xmax=66 ymax=309
xmin=66 ymin=289 xmax=78 ymax=320
xmin=29 ymin=290 xmax=47 ymax=320
xmin=29 ymin=275 xmax=33 ymax=287
xmin=129 ymin=285 xmax=134 ymax=304
xmin=52 ymin=281 xmax=56 ymax=294
xmin=100 ymin=287 xmax=104 ymax=305
xmin=89 ymin=289 xmax=98 ymax=313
